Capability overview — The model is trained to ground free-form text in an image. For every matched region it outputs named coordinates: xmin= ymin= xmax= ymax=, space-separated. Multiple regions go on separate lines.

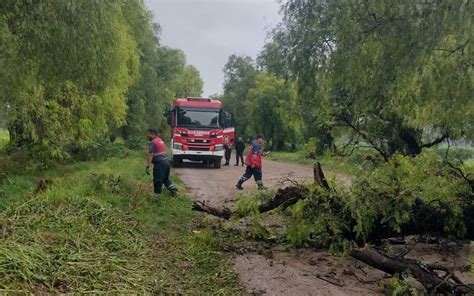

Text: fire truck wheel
xmin=213 ymin=159 xmax=221 ymax=169
xmin=172 ymin=156 xmax=181 ymax=167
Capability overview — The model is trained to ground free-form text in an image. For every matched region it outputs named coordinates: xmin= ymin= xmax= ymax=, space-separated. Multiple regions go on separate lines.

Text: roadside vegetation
xmin=0 ymin=129 xmax=8 ymax=152
xmin=0 ymin=0 xmax=473 ymax=294
xmin=213 ymin=0 xmax=473 ymax=293
xmin=0 ymin=151 xmax=241 ymax=294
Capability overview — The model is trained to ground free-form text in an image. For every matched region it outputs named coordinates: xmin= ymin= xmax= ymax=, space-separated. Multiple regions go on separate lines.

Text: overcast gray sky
xmin=146 ymin=0 xmax=281 ymax=96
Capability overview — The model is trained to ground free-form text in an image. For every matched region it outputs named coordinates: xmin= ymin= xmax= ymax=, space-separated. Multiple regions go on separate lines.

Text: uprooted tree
xmin=192 ymin=154 xmax=474 ymax=294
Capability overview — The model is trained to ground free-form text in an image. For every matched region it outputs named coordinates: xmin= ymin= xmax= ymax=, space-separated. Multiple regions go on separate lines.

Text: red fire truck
xmin=165 ymin=97 xmax=234 ymax=168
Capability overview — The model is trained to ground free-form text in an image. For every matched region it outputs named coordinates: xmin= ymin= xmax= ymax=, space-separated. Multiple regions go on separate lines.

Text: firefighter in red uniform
xmin=235 ymin=134 xmax=266 ymax=190
xmin=146 ymin=128 xmax=178 ymax=196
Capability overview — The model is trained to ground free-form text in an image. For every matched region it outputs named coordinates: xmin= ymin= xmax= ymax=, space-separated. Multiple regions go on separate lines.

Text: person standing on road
xmin=234 ymin=137 xmax=245 ymax=166
xmin=146 ymin=128 xmax=178 ymax=196
xmin=223 ymin=135 xmax=232 ymax=166
xmin=236 ymin=134 xmax=266 ymax=190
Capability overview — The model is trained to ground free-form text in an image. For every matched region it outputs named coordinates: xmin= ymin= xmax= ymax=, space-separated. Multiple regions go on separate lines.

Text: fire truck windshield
xmin=176 ymin=108 xmax=220 ymax=129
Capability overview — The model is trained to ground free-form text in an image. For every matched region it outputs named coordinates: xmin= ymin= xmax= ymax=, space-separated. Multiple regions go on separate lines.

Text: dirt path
xmin=175 ymin=159 xmax=473 ymax=295
xmin=176 ymin=159 xmax=346 ymax=209
xmin=175 ymin=159 xmax=384 ymax=295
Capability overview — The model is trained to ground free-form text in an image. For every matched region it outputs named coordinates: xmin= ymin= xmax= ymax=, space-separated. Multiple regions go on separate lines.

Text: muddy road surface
xmin=175 ymin=159 xmax=383 ymax=295
xmin=175 ymin=159 xmax=472 ymax=295
xmin=175 ymin=159 xmax=345 ymax=209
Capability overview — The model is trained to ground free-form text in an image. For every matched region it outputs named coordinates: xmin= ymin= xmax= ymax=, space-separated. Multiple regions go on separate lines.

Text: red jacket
xmin=245 ymin=141 xmax=262 ymax=168
xmin=149 ymin=137 xmax=167 ymax=161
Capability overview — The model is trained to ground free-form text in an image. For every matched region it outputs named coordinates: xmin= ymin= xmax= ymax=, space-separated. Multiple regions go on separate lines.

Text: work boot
xmin=167 ymin=185 xmax=178 ymax=196
xmin=224 ymin=162 xmax=229 ymax=166
xmin=236 ymin=181 xmax=244 ymax=190
xmin=257 ymin=181 xmax=267 ymax=190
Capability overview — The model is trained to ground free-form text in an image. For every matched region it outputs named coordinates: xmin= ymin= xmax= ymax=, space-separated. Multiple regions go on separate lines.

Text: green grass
xmin=268 ymin=151 xmax=360 ymax=176
xmin=0 ymin=151 xmax=242 ymax=294
xmin=0 ymin=129 xmax=8 ymax=152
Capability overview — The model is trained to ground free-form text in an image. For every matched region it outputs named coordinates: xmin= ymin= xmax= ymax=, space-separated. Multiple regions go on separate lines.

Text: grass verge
xmin=267 ymin=151 xmax=360 ymax=176
xmin=0 ymin=151 xmax=241 ymax=294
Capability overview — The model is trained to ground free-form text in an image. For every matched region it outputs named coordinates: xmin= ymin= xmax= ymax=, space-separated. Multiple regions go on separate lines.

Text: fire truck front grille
xmin=187 ymin=139 xmax=209 ymax=144
xmin=188 ymin=147 xmax=210 ymax=152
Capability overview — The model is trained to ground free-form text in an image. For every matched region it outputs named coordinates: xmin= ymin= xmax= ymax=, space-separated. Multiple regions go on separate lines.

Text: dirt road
xmin=175 ymin=159 xmax=314 ymax=208
xmin=176 ymin=159 xmax=384 ymax=295
xmin=175 ymin=159 xmax=472 ymax=295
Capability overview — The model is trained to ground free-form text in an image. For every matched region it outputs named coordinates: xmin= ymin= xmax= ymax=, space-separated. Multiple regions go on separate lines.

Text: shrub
xmin=350 ymin=151 xmax=470 ymax=241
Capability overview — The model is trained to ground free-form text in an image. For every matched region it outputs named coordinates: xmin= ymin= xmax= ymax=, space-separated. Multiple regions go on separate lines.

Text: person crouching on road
xmin=235 ymin=137 xmax=245 ymax=166
xmin=236 ymin=134 xmax=266 ymax=190
xmin=146 ymin=128 xmax=178 ymax=196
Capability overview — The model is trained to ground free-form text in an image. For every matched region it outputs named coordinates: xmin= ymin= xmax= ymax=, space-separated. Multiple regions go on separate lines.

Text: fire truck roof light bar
xmin=186 ymin=97 xmax=212 ymax=102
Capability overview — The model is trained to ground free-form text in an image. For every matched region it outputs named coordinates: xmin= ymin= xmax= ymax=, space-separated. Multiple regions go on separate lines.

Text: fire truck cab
xmin=165 ymin=97 xmax=234 ymax=168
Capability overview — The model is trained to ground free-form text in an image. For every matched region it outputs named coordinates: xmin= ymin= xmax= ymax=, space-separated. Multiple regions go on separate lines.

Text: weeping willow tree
xmin=0 ymin=1 xmax=140 ymax=159
xmin=0 ymin=1 xmax=205 ymax=157
xmin=279 ymin=0 xmax=473 ymax=159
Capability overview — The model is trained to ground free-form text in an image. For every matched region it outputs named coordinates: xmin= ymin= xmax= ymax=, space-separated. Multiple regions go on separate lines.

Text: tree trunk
xmin=192 ymin=185 xmax=308 ymax=219
xmin=313 ymin=162 xmax=330 ymax=190
xmin=349 ymin=246 xmax=472 ymax=294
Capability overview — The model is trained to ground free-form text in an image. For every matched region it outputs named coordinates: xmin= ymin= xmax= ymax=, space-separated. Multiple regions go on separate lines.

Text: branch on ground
xmin=191 ymin=185 xmax=309 ymax=219
xmin=349 ymin=246 xmax=473 ymax=294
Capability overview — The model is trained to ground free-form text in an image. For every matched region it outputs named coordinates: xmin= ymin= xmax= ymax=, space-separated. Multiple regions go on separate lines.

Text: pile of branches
xmin=191 ymin=162 xmax=474 ymax=294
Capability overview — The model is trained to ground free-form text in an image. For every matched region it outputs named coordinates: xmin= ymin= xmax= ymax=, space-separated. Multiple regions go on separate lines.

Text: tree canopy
xmin=0 ymin=0 xmax=204 ymax=157
xmin=278 ymin=0 xmax=473 ymax=158
xmin=222 ymin=0 xmax=473 ymax=156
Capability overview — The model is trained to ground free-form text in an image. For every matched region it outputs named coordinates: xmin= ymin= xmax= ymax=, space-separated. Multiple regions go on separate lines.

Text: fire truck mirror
xmin=165 ymin=109 xmax=173 ymax=125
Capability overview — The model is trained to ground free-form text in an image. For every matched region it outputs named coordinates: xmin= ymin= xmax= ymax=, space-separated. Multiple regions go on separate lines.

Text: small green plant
xmin=0 ymin=129 xmax=8 ymax=152
xmin=235 ymin=190 xmax=274 ymax=217
xmin=286 ymin=185 xmax=352 ymax=252
xmin=383 ymin=276 xmax=418 ymax=296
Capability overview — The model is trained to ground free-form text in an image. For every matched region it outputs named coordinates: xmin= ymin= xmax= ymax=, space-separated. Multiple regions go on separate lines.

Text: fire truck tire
xmin=213 ymin=159 xmax=221 ymax=169
xmin=172 ymin=156 xmax=181 ymax=167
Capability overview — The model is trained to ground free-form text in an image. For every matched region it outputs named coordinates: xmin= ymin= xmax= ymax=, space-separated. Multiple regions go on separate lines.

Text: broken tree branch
xmin=191 ymin=185 xmax=309 ymax=219
xmin=192 ymin=201 xmax=233 ymax=219
xmin=313 ymin=162 xmax=330 ymax=190
xmin=349 ymin=246 xmax=472 ymax=294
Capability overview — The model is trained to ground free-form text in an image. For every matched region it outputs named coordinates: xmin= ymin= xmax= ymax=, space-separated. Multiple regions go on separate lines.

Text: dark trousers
xmin=224 ymin=148 xmax=232 ymax=162
xmin=235 ymin=151 xmax=244 ymax=165
xmin=153 ymin=160 xmax=175 ymax=194
xmin=239 ymin=166 xmax=262 ymax=183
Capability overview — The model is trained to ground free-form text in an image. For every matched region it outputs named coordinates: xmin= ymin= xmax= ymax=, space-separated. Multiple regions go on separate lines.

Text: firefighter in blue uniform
xmin=146 ymin=128 xmax=178 ymax=196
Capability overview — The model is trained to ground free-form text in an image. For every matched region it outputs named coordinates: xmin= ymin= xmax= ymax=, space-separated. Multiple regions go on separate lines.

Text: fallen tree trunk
xmin=349 ymin=246 xmax=472 ymax=294
xmin=192 ymin=185 xmax=308 ymax=219
xmin=191 ymin=201 xmax=233 ymax=219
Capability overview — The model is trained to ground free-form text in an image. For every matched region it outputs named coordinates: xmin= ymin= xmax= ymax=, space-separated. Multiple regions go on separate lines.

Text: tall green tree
xmin=0 ymin=1 xmax=140 ymax=158
xmin=247 ymin=74 xmax=301 ymax=150
xmin=222 ymin=55 xmax=258 ymax=137
xmin=279 ymin=0 xmax=473 ymax=159
xmin=174 ymin=65 xmax=204 ymax=97
xmin=257 ymin=31 xmax=290 ymax=80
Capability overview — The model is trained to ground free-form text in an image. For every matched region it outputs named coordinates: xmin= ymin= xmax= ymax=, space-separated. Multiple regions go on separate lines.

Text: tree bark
xmin=191 ymin=201 xmax=233 ymax=219
xmin=191 ymin=185 xmax=308 ymax=219
xmin=349 ymin=246 xmax=472 ymax=294
xmin=313 ymin=162 xmax=330 ymax=190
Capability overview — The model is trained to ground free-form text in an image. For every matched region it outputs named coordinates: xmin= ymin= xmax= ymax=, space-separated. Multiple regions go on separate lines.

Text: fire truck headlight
xmin=215 ymin=144 xmax=224 ymax=151
xmin=173 ymin=143 xmax=183 ymax=150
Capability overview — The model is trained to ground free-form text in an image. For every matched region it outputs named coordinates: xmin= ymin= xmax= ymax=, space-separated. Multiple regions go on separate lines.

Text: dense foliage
xmin=223 ymin=0 xmax=473 ymax=157
xmin=0 ymin=0 xmax=203 ymax=158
